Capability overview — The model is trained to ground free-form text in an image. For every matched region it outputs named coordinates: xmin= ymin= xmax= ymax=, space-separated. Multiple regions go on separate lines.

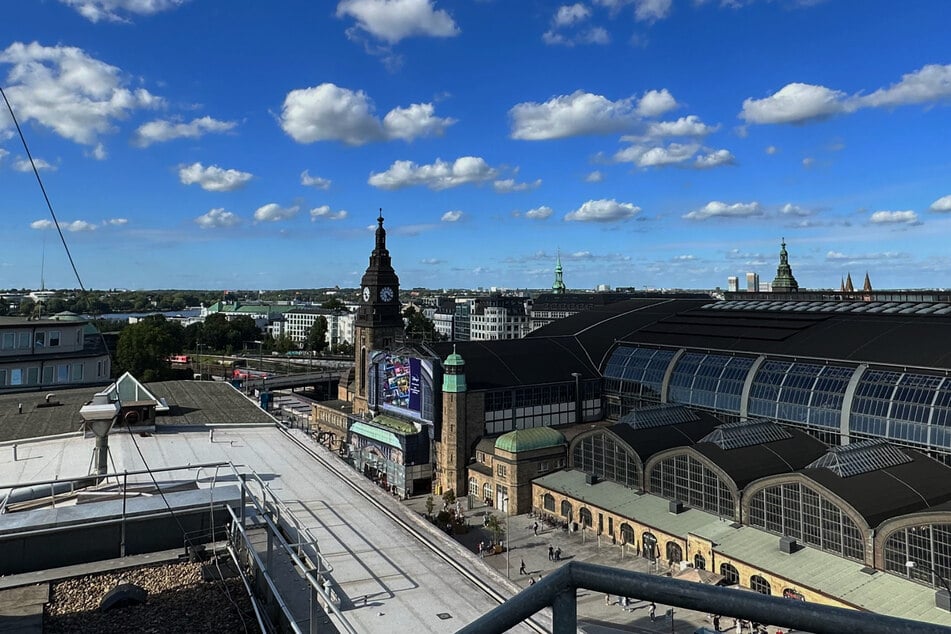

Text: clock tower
xmin=353 ymin=209 xmax=403 ymax=414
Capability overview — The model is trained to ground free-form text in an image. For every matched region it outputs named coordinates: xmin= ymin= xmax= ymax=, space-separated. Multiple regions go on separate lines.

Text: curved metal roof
xmin=495 ymin=427 xmax=565 ymax=453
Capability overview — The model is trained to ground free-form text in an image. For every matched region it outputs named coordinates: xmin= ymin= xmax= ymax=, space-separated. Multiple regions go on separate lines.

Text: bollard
xmin=18 ymin=403 xmax=22 ymax=414
xmin=209 ymin=428 xmax=215 ymax=443
xmin=12 ymin=444 xmax=18 ymax=461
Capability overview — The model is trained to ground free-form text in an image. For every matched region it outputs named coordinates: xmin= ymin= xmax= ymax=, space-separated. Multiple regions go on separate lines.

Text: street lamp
xmin=906 ymin=560 xmax=951 ymax=611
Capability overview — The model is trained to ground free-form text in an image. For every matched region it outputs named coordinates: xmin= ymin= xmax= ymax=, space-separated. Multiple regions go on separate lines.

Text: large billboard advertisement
xmin=371 ymin=351 xmax=436 ymax=423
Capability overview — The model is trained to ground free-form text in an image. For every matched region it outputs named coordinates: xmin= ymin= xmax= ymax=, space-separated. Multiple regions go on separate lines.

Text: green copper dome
xmin=495 ymin=427 xmax=565 ymax=453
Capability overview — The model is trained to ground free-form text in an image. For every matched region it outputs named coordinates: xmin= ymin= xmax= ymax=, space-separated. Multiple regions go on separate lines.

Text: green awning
xmin=350 ymin=421 xmax=402 ymax=449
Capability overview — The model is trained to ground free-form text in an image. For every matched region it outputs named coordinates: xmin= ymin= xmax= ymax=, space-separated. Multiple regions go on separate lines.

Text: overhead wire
xmin=1 ymin=84 xmax=250 ymax=633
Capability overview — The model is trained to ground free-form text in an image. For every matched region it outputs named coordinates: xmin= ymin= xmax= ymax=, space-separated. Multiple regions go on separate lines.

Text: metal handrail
xmin=456 ymin=561 xmax=951 ymax=634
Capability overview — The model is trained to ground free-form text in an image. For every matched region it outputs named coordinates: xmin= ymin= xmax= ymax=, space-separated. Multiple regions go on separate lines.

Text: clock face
xmin=379 ymin=286 xmax=394 ymax=302
xmin=362 ymin=286 xmax=370 ymax=302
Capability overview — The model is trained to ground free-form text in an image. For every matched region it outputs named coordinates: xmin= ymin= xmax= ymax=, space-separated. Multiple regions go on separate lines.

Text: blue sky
xmin=1 ymin=0 xmax=950 ymax=292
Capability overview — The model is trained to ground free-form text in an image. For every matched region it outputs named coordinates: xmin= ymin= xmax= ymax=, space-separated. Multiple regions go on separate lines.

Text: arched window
xmin=883 ymin=522 xmax=951 ymax=590
xmin=642 ymin=532 xmax=658 ymax=559
xmin=694 ymin=554 xmax=706 ymax=570
xmin=571 ymin=431 xmax=641 ymax=488
xmin=665 ymin=542 xmax=683 ymax=565
xmin=482 ymin=483 xmax=491 ymax=503
xmin=468 ymin=477 xmax=477 ymax=497
xmin=579 ymin=507 xmax=593 ymax=528
xmin=620 ymin=523 xmax=635 ymax=546
xmin=648 ymin=453 xmax=735 ymax=519
xmin=560 ymin=500 xmax=573 ymax=520
xmin=750 ymin=575 xmax=772 ymax=595
xmin=720 ymin=563 xmax=739 ymax=585
xmin=543 ymin=493 xmax=555 ymax=512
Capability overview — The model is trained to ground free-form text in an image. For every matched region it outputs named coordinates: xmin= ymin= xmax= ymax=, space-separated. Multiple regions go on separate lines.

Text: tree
xmin=115 ymin=315 xmax=184 ymax=381
xmin=403 ymin=306 xmax=443 ymax=342
xmin=275 ymin=333 xmax=295 ymax=354
xmin=321 ymin=297 xmax=346 ymax=311
xmin=485 ymin=514 xmax=506 ymax=546
xmin=307 ymin=316 xmax=328 ymax=352
xmin=332 ymin=341 xmax=354 ymax=356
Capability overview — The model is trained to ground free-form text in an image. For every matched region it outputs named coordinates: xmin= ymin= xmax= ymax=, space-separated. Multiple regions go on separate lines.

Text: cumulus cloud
xmin=59 ymin=0 xmax=187 ymax=22
xmin=684 ymin=201 xmax=762 ymax=220
xmin=510 ymin=89 xmax=677 ymax=140
xmin=368 ymin=156 xmax=498 ymax=190
xmin=493 ymin=178 xmax=541 ymax=193
xmin=826 ymin=250 xmax=905 ymax=262
xmin=336 ymin=0 xmax=459 ymax=44
xmin=300 ymin=170 xmax=332 ymax=189
xmin=441 ymin=210 xmax=463 ymax=222
xmin=105 ymin=217 xmax=127 ymax=225
xmin=89 ymin=143 xmax=107 ymax=160
xmin=636 ymin=89 xmax=678 ymax=117
xmin=30 ymin=218 xmax=96 ymax=231
xmin=280 ymin=83 xmax=454 ymax=145
xmin=254 ymin=203 xmax=299 ymax=222
xmin=525 ymin=206 xmax=554 ymax=220
xmin=638 ymin=115 xmax=719 ymax=139
xmin=929 ymin=195 xmax=951 ymax=212
xmin=133 ymin=116 xmax=236 ymax=147
xmin=765 ymin=145 xmax=778 ymax=155
xmin=780 ymin=203 xmax=811 ymax=217
xmin=543 ymin=26 xmax=610 ymax=46
xmin=565 ymin=198 xmax=640 ymax=222
xmin=633 ymin=0 xmax=673 ymax=22
xmin=802 ymin=157 xmax=815 ymax=168
xmin=554 ymin=3 xmax=590 ymax=26
xmin=870 ymin=210 xmax=919 ymax=225
xmin=178 ymin=162 xmax=252 ymax=192
xmin=585 ymin=170 xmax=604 ymax=183
xmin=310 ymin=205 xmax=348 ymax=221
xmin=0 ymin=42 xmax=163 ymax=146
xmin=740 ymin=83 xmax=848 ymax=125
xmin=694 ymin=149 xmax=735 ymax=168
xmin=13 ymin=157 xmax=56 ymax=172
xmin=741 ymin=63 xmax=951 ymax=125
xmin=194 ymin=208 xmax=240 ymax=229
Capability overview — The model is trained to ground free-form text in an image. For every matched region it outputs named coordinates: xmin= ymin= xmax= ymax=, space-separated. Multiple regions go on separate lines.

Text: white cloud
xmin=639 ymin=115 xmax=719 ymax=139
xmin=105 ymin=218 xmax=128 ymax=225
xmin=525 ymin=206 xmax=554 ymax=220
xmin=585 ymin=170 xmax=604 ymax=183
xmin=13 ymin=157 xmax=56 ymax=172
xmin=859 ymin=64 xmax=951 ymax=108
xmin=254 ymin=203 xmax=299 ymax=223
xmin=694 ymin=149 xmax=735 ymax=168
xmin=510 ymin=91 xmax=635 ymax=140
xmin=780 ymin=203 xmax=811 ymax=217
xmin=90 ymin=143 xmax=107 ymax=160
xmin=543 ymin=26 xmax=611 ymax=46
xmin=0 ymin=42 xmax=163 ymax=146
xmin=194 ymin=208 xmax=240 ymax=229
xmin=493 ymin=178 xmax=541 ymax=193
xmin=0 ymin=148 xmax=7 ymax=162
xmin=741 ymin=64 xmax=951 ymax=126
xmin=636 ymin=89 xmax=678 ymax=117
xmin=554 ymin=3 xmax=590 ymax=26
xmin=672 ymin=254 xmax=696 ymax=261
xmin=802 ymin=157 xmax=815 ymax=168
xmin=870 ymin=210 xmax=919 ymax=225
xmin=684 ymin=201 xmax=762 ymax=220
xmin=740 ymin=83 xmax=848 ymax=124
xmin=929 ymin=195 xmax=951 ymax=212
xmin=441 ymin=210 xmax=463 ymax=222
xmin=368 ymin=156 xmax=498 ymax=190
xmin=336 ymin=0 xmax=459 ymax=44
xmin=178 ymin=162 xmax=252 ymax=192
xmin=310 ymin=205 xmax=348 ymax=221
xmin=59 ymin=0 xmax=187 ymax=22
xmin=565 ymin=198 xmax=641 ymax=222
xmin=826 ymin=250 xmax=905 ymax=262
xmin=300 ymin=170 xmax=332 ymax=190
xmin=133 ymin=116 xmax=236 ymax=147
xmin=30 ymin=218 xmax=96 ymax=231
xmin=765 ymin=145 xmax=778 ymax=155
xmin=280 ymin=83 xmax=454 ymax=145
xmin=634 ymin=0 xmax=672 ymax=22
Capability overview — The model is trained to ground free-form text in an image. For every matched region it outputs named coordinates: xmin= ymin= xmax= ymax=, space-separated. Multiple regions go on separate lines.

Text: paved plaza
xmin=405 ymin=496 xmax=794 ymax=634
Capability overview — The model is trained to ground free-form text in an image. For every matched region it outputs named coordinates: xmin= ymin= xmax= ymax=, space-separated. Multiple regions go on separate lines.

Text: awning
xmin=350 ymin=421 xmax=402 ymax=449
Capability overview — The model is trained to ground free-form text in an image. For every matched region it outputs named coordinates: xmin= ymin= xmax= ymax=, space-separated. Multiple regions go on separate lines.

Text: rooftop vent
xmin=584 ymin=473 xmax=598 ymax=485
xmin=669 ymin=500 xmax=684 ymax=515
xmin=779 ymin=536 xmax=798 ymax=554
xmin=35 ymin=393 xmax=62 ymax=408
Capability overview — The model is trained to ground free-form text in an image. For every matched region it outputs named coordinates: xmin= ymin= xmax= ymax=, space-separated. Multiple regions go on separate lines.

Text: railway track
xmin=276 ymin=425 xmax=550 ymax=634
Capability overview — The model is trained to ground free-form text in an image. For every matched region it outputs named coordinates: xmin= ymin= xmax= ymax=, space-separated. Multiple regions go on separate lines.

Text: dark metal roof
xmin=799 ymin=446 xmax=951 ymax=528
xmin=608 ymin=410 xmax=722 ymax=463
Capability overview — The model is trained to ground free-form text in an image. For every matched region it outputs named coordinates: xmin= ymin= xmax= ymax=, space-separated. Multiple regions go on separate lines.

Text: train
xmin=232 ymin=368 xmax=273 ymax=380
xmin=168 ymin=355 xmax=191 ymax=364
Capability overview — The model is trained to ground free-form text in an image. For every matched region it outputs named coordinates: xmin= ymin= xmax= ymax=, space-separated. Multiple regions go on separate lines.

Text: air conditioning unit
xmin=669 ymin=500 xmax=684 ymax=514
xmin=779 ymin=536 xmax=798 ymax=554
xmin=584 ymin=473 xmax=598 ymax=485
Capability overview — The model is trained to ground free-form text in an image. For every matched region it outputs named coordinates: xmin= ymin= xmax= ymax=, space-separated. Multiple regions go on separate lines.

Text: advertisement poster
xmin=383 ymin=355 xmax=421 ymax=413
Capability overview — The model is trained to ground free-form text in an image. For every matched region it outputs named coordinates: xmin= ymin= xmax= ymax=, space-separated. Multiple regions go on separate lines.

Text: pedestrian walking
xmin=734 ymin=618 xmax=742 ymax=633
xmin=519 ymin=559 xmax=526 ymax=575
xmin=649 ymin=602 xmax=656 ymax=621
xmin=478 ymin=541 xmax=484 ymax=558
xmin=529 ymin=576 xmax=536 ymax=585
xmin=533 ymin=521 xmax=539 ymax=536
xmin=713 ymin=614 xmax=721 ymax=631
xmin=605 ymin=593 xmax=612 ymax=606
xmin=548 ymin=545 xmax=554 ymax=561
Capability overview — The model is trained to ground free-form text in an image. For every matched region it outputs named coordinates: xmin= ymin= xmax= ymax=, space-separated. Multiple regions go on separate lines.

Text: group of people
xmin=547 ymin=545 xmax=562 ymax=561
xmin=710 ymin=615 xmax=779 ymax=633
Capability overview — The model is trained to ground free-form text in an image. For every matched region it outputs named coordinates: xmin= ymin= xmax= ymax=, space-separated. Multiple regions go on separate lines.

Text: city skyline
xmin=2 ymin=1 xmax=950 ymax=291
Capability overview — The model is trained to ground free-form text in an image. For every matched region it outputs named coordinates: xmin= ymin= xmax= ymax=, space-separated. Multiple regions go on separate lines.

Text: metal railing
xmin=457 ymin=561 xmax=951 ymax=634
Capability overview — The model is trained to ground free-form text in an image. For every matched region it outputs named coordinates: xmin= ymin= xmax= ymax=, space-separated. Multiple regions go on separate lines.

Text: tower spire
xmin=771 ymin=238 xmax=799 ymax=292
xmin=552 ymin=249 xmax=567 ymax=294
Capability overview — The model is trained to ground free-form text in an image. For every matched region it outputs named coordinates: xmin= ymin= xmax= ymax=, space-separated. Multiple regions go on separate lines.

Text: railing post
xmin=551 ymin=586 xmax=577 ymax=634
xmin=239 ymin=472 xmax=247 ymax=529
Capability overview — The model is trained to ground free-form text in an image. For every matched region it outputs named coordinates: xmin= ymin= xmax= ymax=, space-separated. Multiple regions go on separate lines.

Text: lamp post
xmin=906 ymin=560 xmax=951 ymax=611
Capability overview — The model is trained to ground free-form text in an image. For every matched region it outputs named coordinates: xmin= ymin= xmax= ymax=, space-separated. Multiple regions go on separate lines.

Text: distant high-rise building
xmin=728 ymin=276 xmax=739 ymax=292
xmin=746 ymin=272 xmax=760 ymax=292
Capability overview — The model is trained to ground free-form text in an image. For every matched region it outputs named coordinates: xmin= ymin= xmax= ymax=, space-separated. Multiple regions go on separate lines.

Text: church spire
xmin=552 ymin=249 xmax=567 ymax=294
xmin=771 ymin=238 xmax=799 ymax=292
xmin=863 ymin=271 xmax=872 ymax=293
